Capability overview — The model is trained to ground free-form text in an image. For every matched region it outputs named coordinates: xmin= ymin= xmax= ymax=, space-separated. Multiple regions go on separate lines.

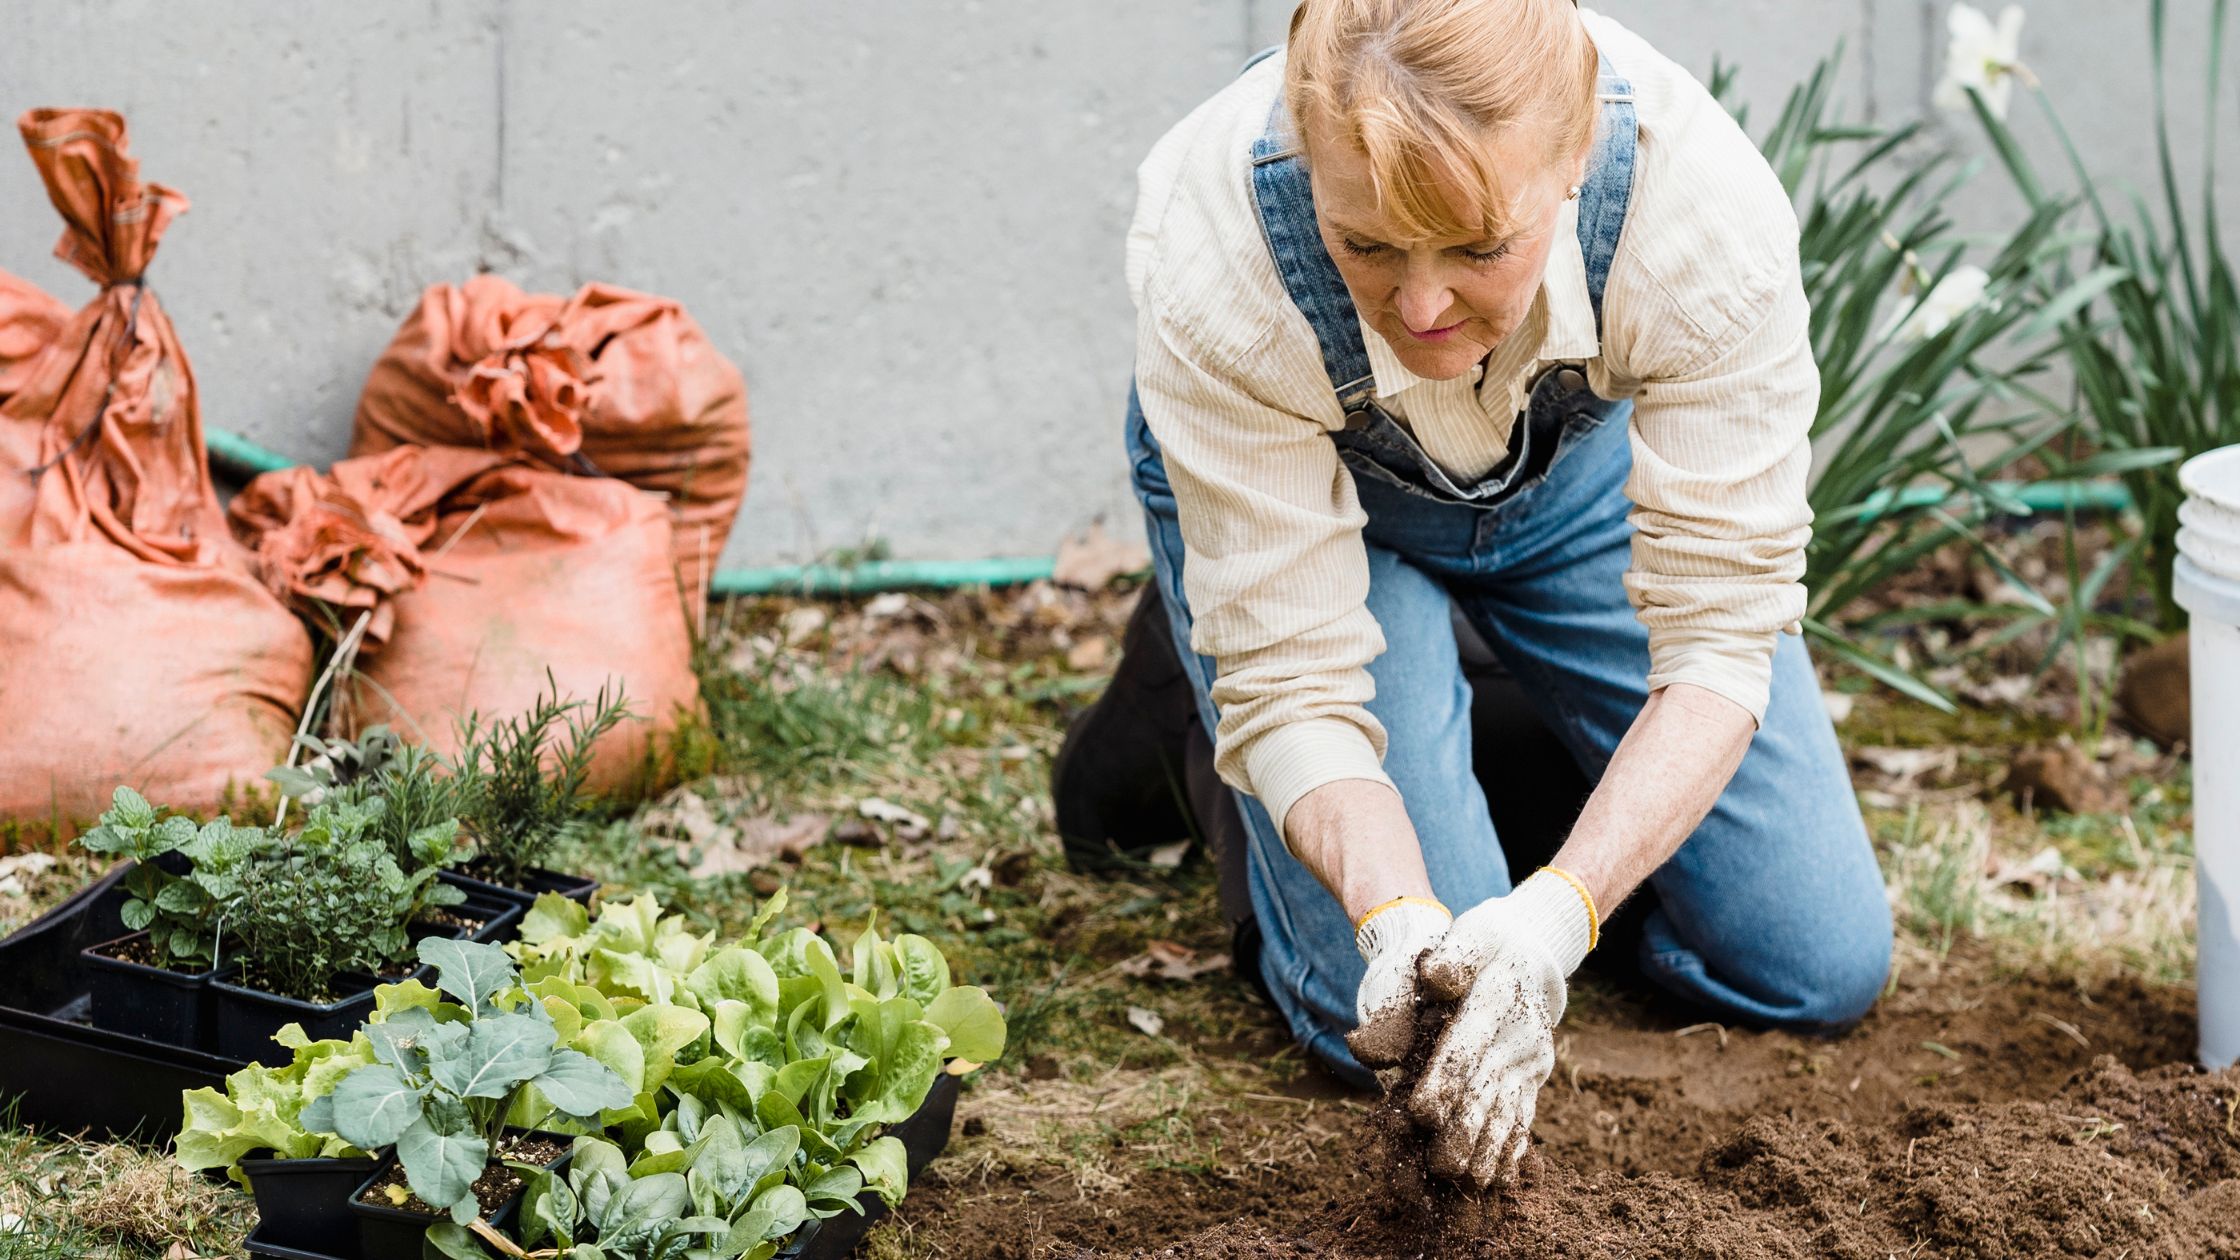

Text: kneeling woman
xmin=1118 ymin=0 xmax=1892 ymax=1186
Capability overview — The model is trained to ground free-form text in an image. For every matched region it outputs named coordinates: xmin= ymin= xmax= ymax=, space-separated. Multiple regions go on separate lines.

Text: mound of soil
xmin=897 ymin=961 xmax=2238 ymax=1258
xmin=1141 ymin=1058 xmax=2240 ymax=1258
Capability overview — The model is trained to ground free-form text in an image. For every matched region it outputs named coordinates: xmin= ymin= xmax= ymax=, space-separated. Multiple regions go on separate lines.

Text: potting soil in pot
xmin=356 ymin=1132 xmax=570 ymax=1221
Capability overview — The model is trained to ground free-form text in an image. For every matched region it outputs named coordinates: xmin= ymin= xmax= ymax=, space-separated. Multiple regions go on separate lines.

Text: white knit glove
xmin=1345 ymin=898 xmax=1454 ymax=1072
xmin=1408 ymin=870 xmax=1596 ymax=1188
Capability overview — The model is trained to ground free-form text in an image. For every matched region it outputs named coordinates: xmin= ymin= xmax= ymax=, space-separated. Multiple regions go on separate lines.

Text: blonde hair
xmin=1286 ymin=0 xmax=1599 ymax=243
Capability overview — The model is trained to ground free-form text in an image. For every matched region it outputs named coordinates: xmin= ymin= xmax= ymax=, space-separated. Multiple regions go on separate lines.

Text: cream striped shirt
xmin=1124 ymin=10 xmax=1816 ymax=836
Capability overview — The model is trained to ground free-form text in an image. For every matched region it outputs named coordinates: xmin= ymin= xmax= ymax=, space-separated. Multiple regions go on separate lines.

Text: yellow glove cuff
xmin=1352 ymin=895 xmax=1449 ymax=934
xmin=1536 ymin=865 xmax=1600 ymax=952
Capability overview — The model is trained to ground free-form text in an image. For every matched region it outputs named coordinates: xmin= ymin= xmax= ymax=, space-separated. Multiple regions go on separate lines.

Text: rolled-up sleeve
xmin=1619 ymin=252 xmax=1816 ymax=724
xmin=1135 ymin=299 xmax=1396 ymax=837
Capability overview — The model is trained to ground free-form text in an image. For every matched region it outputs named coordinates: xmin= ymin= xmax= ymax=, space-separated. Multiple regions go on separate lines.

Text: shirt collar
xmin=1358 ymin=200 xmax=1601 ymax=401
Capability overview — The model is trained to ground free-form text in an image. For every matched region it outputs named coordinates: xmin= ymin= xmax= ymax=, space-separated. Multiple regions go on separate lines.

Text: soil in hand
xmin=356 ymin=1134 xmax=569 ymax=1219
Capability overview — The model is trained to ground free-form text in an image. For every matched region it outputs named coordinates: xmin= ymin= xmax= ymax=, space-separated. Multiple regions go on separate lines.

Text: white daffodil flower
xmin=1884 ymin=265 xmax=1993 ymax=342
xmin=1935 ymin=3 xmax=2027 ymax=119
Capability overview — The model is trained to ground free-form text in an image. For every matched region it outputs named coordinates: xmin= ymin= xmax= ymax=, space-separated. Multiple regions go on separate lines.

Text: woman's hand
xmin=1408 ymin=870 xmax=1592 ymax=1186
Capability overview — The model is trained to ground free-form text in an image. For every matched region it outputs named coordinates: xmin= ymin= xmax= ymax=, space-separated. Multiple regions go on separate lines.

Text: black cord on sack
xmin=24 ymin=279 xmax=148 ymax=484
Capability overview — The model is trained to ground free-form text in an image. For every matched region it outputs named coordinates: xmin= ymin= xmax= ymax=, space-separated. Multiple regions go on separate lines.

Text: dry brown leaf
xmin=1850 ymin=746 xmax=1958 ymax=783
xmin=1053 ymin=521 xmax=1150 ymax=591
xmin=690 ymin=812 xmax=832 ymax=880
xmin=1145 ymin=840 xmax=1191 ymax=870
xmin=1116 ymin=940 xmax=1231 ymax=983
xmin=1065 ymin=637 xmax=1111 ymax=671
xmin=857 ymin=797 xmax=931 ymax=840
xmin=1126 ymin=1005 xmax=1166 ymax=1037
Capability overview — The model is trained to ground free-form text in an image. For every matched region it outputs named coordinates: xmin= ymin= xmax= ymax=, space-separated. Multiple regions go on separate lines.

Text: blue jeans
xmin=1126 ymin=391 xmax=1893 ymax=1086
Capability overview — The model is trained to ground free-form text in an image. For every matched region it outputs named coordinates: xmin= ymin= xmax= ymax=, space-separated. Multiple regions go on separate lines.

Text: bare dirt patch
xmin=890 ymin=957 xmax=2228 ymax=1257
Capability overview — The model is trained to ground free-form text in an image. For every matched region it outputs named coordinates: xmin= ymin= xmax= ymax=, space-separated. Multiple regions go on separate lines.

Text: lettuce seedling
xmin=173 ymin=1022 xmax=375 ymax=1182
xmin=514 ymin=888 xmax=1005 ymax=1226
xmin=302 ymin=938 xmax=635 ymax=1224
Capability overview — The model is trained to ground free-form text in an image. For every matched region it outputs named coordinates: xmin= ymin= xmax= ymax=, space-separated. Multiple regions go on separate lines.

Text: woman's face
xmin=1309 ymin=122 xmax=1581 ymax=382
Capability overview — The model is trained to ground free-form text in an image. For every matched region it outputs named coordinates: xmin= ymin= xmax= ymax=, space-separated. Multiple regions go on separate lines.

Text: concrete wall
xmin=1 ymin=2 xmax=2229 ymax=569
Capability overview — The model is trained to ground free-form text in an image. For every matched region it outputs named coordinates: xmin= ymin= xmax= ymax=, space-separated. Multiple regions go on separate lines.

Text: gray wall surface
xmin=1 ymin=2 xmax=2230 ymax=569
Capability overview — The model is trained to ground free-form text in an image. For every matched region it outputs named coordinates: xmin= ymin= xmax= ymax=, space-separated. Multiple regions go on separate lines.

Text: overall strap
xmin=1247 ymin=52 xmax=1641 ymax=411
xmin=1577 ymin=65 xmax=1637 ymax=328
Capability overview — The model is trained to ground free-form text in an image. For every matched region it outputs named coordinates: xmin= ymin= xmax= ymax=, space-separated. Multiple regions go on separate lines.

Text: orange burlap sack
xmin=229 ymin=446 xmax=699 ymax=794
xmin=0 ymin=268 xmax=68 ymax=405
xmin=350 ymin=275 xmax=750 ymax=612
xmin=0 ymin=110 xmax=310 ymax=840
xmin=226 ymin=445 xmax=435 ymax=651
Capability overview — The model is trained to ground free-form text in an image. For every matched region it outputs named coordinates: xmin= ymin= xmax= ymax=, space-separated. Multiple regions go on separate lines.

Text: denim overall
xmin=1126 ymin=55 xmax=1892 ymax=1085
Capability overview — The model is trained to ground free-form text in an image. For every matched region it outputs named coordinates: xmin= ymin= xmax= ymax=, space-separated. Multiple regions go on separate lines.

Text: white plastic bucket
xmin=2178 ymin=444 xmax=2240 ymax=1067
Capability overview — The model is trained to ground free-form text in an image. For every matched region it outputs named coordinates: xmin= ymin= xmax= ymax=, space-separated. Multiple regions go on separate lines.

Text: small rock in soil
xmin=2001 ymin=740 xmax=2123 ymax=814
xmin=2116 ymin=632 xmax=2190 ymax=748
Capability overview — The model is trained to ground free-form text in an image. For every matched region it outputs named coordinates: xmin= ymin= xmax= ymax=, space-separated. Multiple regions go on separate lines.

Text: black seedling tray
xmin=244 ymin=1074 xmax=966 ymax=1260
xmin=0 ymin=866 xmax=530 ymax=1140
xmin=440 ymin=866 xmax=600 ymax=908
xmin=0 ymin=864 xmax=237 ymax=1141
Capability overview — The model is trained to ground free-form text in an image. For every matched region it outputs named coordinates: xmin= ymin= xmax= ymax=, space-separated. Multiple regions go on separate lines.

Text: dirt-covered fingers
xmin=1420 ymin=1065 xmax=1532 ymax=1184
xmin=1405 ymin=982 xmax=1533 ymax=1126
xmin=1346 ymin=953 xmax=1422 ymax=1068
xmin=1416 ymin=905 xmax=1510 ymax=1000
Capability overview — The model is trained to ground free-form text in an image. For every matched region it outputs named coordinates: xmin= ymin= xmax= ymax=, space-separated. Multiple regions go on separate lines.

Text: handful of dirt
xmin=1361 ymin=998 xmax=1517 ymax=1238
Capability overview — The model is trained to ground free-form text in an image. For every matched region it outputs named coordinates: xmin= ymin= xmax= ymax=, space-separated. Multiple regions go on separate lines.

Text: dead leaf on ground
xmin=2001 ymin=741 xmax=2122 ymax=815
xmin=0 ymin=853 xmax=57 ymax=880
xmin=691 ymin=812 xmax=832 ymax=879
xmin=1850 ymin=746 xmax=1958 ymax=784
xmin=1065 ymin=637 xmax=1111 ymax=671
xmin=862 ymin=591 xmax=912 ymax=620
xmin=1126 ymin=1005 xmax=1166 ymax=1037
xmin=1053 ymin=520 xmax=1150 ymax=591
xmin=856 ymin=797 xmax=932 ymax=840
xmin=1145 ymin=840 xmax=1191 ymax=870
xmin=779 ymin=605 xmax=828 ymax=645
xmin=1959 ymin=674 xmax=2037 ymax=708
xmin=1116 ymin=940 xmax=1231 ymax=983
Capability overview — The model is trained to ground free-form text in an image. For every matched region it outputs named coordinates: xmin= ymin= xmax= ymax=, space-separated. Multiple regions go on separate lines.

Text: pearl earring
xmin=1567 ymin=184 xmax=1582 ymax=200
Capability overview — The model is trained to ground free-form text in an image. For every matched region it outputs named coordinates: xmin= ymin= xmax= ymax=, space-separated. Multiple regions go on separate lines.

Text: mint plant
xmin=302 ymin=939 xmax=634 ymax=1224
xmin=74 ymin=787 xmax=267 ymax=971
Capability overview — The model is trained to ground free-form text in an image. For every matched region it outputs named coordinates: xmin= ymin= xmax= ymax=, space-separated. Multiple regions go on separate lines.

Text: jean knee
xmin=1766 ymin=912 xmax=1893 ymax=1031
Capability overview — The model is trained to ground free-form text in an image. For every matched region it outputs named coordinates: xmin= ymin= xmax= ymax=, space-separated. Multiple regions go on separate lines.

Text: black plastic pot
xmin=78 ymin=931 xmax=221 ymax=1049
xmin=211 ymin=971 xmax=380 ymax=1066
xmin=426 ymin=891 xmax=525 ymax=947
xmin=439 ymin=866 xmax=599 ymax=910
xmin=242 ymin=1228 xmax=346 ymax=1260
xmin=242 ymin=1155 xmax=379 ymax=1258
xmin=349 ymin=1129 xmax=573 ymax=1260
xmin=774 ymin=1074 xmax=963 ymax=1259
xmin=893 ymin=1073 xmax=961 ymax=1178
